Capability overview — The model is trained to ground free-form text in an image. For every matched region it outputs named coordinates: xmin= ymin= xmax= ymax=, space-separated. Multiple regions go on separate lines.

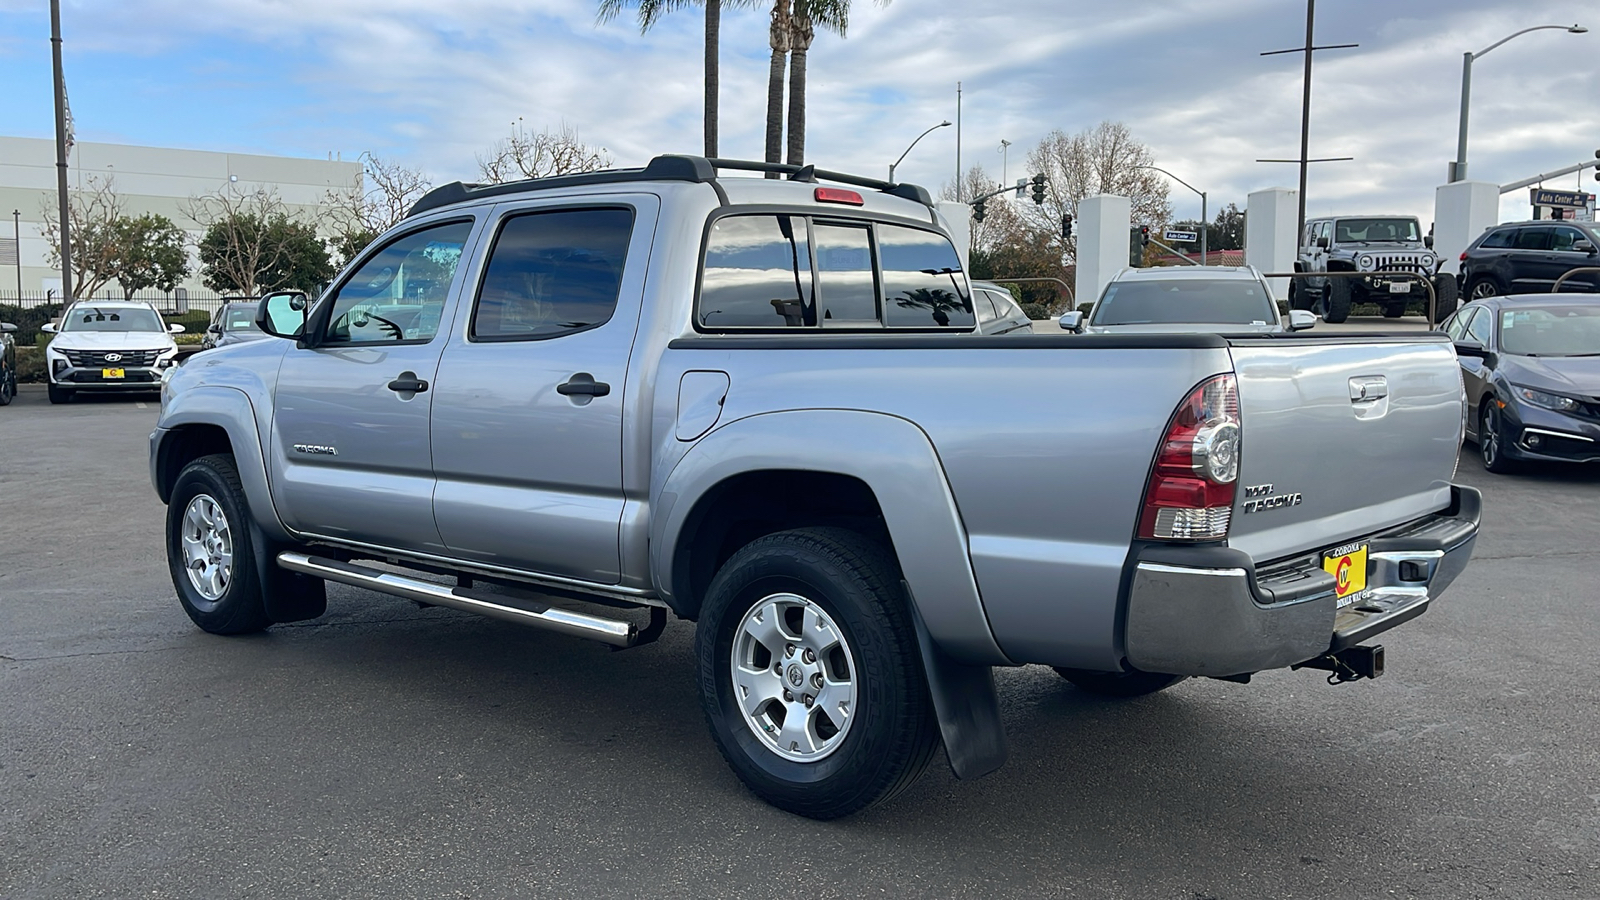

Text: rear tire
xmin=166 ymin=454 xmax=272 ymax=634
xmin=0 ymin=367 xmax=14 ymax=406
xmin=1325 ymin=278 xmax=1352 ymax=323
xmin=696 ymin=527 xmax=939 ymax=820
xmin=47 ymin=383 xmax=74 ymax=404
xmin=1054 ymin=667 xmax=1187 ymax=698
xmin=1468 ymin=275 xmax=1505 ymax=301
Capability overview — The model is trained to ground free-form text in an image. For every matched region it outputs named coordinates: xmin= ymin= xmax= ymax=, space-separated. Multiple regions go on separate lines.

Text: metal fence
xmin=0 ymin=289 xmax=236 ymax=316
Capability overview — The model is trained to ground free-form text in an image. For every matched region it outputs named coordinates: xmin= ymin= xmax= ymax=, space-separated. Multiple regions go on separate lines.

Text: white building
xmin=0 ymin=135 xmax=362 ymax=299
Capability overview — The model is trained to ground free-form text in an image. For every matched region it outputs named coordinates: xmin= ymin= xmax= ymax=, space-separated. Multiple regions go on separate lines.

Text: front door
xmin=269 ymin=218 xmax=479 ymax=554
xmin=430 ymin=198 xmax=656 ymax=584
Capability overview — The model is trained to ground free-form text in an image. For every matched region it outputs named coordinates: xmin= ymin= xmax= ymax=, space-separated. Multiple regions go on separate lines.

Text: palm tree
xmin=598 ymin=0 xmax=753 ymax=157
xmin=764 ymin=2 xmax=790 ymax=173
xmin=779 ymin=0 xmax=886 ymax=169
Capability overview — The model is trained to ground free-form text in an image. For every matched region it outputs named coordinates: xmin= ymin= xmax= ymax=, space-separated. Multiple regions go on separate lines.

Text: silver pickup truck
xmin=150 ymin=156 xmax=1480 ymax=819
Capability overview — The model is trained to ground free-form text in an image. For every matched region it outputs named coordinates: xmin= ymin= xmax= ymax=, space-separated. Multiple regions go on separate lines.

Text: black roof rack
xmin=406 ymin=154 xmax=934 ymax=218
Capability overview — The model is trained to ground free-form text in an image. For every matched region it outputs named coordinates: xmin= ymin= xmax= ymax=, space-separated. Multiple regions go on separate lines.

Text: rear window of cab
xmin=697 ymin=214 xmax=975 ymax=331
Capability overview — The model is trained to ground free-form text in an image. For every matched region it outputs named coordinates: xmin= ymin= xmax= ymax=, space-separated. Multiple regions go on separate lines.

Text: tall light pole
xmin=50 ymin=0 xmax=73 ymax=306
xmin=1136 ymin=165 xmax=1208 ymax=266
xmin=888 ymin=120 xmax=951 ymax=184
xmin=1450 ymin=23 xmax=1587 ymax=183
xmin=11 ymin=210 xmax=20 ymax=299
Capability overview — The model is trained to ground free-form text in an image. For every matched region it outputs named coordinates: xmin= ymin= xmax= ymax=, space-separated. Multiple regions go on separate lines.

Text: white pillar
xmin=936 ymin=202 xmax=972 ymax=273
xmin=1433 ymin=181 xmax=1499 ymax=276
xmin=1245 ymin=187 xmax=1298 ymax=297
xmin=1076 ymin=194 xmax=1131 ymax=309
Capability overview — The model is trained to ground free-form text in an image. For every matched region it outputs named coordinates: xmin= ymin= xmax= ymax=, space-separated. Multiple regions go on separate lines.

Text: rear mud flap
xmin=906 ymin=584 xmax=1008 ymax=780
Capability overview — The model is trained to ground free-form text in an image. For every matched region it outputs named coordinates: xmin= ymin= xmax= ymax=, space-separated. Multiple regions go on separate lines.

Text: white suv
xmin=42 ymin=301 xmax=184 ymax=404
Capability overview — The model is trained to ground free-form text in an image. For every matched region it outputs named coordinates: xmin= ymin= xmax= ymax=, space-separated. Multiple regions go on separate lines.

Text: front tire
xmin=1433 ymin=272 xmax=1459 ymax=323
xmin=0 ymin=367 xmax=14 ymax=406
xmin=696 ymin=527 xmax=938 ymax=820
xmin=1325 ymin=278 xmax=1353 ymax=323
xmin=1479 ymin=403 xmax=1519 ymax=474
xmin=47 ymin=383 xmax=74 ymax=404
xmin=166 ymin=454 xmax=271 ymax=634
xmin=1054 ymin=667 xmax=1187 ymax=698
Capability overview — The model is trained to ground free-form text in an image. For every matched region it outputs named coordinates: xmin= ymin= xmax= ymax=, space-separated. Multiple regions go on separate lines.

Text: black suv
xmin=1461 ymin=220 xmax=1600 ymax=299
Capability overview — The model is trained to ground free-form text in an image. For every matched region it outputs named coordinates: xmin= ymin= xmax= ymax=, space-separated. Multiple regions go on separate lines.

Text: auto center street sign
xmin=1531 ymin=188 xmax=1592 ymax=209
xmin=1163 ymin=229 xmax=1198 ymax=243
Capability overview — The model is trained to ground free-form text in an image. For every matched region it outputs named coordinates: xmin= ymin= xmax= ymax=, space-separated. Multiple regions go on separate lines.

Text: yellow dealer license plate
xmin=101 ymin=368 xmax=125 ymax=379
xmin=1323 ymin=542 xmax=1368 ymax=606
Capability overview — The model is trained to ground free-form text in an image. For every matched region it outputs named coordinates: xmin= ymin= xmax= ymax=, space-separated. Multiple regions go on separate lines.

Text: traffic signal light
xmin=1030 ymin=173 xmax=1047 ymax=205
xmin=973 ymin=199 xmax=987 ymax=223
xmin=1139 ymin=224 xmax=1151 ymax=247
xmin=1061 ymin=214 xmax=1073 ymax=239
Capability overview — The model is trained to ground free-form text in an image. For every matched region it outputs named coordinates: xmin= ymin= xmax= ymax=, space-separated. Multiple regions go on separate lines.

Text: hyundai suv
xmin=41 ymin=301 xmax=184 ymax=403
xmin=1460 ymin=220 xmax=1600 ymax=300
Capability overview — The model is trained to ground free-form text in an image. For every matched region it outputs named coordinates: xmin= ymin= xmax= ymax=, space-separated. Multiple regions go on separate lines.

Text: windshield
xmin=1335 ymin=218 xmax=1420 ymax=243
xmin=1498 ymin=306 xmax=1600 ymax=357
xmin=223 ymin=305 xmax=261 ymax=332
xmin=60 ymin=306 xmax=165 ymax=333
xmin=1091 ymin=278 xmax=1277 ymax=327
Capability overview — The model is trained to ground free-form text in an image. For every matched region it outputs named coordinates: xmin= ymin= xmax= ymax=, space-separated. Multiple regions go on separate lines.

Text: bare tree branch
xmin=476 ymin=120 xmax=613 ymax=184
xmin=40 ymin=174 xmax=125 ymax=300
xmin=185 ymin=184 xmax=293 ymax=296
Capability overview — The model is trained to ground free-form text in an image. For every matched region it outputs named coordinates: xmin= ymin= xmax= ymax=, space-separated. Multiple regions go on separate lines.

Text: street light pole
xmin=1451 ymin=23 xmax=1587 ymax=183
xmin=11 ymin=210 xmax=20 ymax=299
xmin=50 ymin=0 xmax=73 ymax=306
xmin=1135 ymin=165 xmax=1208 ymax=266
xmin=888 ymin=120 xmax=952 ymax=184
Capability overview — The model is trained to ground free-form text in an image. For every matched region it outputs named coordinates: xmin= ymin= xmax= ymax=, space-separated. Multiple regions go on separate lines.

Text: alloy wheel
xmin=730 ymin=592 xmax=858 ymax=762
xmin=1470 ymin=280 xmax=1499 ymax=300
xmin=180 ymin=493 xmax=234 ymax=603
xmin=1481 ymin=407 xmax=1501 ymax=468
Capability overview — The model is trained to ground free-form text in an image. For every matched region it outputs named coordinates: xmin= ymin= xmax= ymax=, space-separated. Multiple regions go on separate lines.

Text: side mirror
xmin=1287 ymin=309 xmax=1317 ymax=331
xmin=256 ymin=290 xmax=309 ymax=340
xmin=1575 ymin=239 xmax=1597 ymax=254
xmin=167 ymin=323 xmax=186 ymax=334
xmin=0 ymin=322 xmax=15 ymax=334
xmin=1424 ymin=235 xmax=1435 ymax=249
xmin=40 ymin=322 xmax=57 ymax=334
xmin=1057 ymin=310 xmax=1084 ymax=333
xmin=1453 ymin=340 xmax=1489 ymax=359
xmin=207 ymin=324 xmax=222 ymax=334
xmin=1317 ymin=236 xmax=1330 ymax=250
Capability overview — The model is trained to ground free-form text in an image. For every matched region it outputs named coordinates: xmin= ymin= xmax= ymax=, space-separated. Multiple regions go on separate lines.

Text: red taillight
xmin=1459 ymin=251 xmax=1468 ymax=262
xmin=1138 ymin=374 xmax=1241 ymax=541
xmin=815 ymin=187 xmax=864 ymax=206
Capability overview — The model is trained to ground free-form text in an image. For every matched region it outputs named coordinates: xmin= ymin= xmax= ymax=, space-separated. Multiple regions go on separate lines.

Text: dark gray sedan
xmin=200 ymin=301 xmax=271 ymax=351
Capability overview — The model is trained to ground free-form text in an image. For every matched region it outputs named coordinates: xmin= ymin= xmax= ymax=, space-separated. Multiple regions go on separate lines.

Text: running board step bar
xmin=276 ymin=552 xmax=664 ymax=648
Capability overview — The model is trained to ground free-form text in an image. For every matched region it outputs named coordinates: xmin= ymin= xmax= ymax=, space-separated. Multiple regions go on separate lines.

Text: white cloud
xmin=9 ymin=0 xmax=1598 ymax=225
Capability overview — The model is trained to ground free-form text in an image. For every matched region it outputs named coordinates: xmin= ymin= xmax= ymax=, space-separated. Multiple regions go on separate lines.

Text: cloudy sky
xmin=1 ymin=0 xmax=1595 ymax=225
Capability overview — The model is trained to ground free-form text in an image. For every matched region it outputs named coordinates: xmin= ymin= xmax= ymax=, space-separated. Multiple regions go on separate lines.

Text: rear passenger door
xmin=1507 ymin=227 xmax=1552 ymax=292
xmin=429 ymin=197 xmax=656 ymax=584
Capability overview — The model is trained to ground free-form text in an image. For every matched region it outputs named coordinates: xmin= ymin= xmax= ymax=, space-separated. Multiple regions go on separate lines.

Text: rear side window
xmin=1478 ymin=229 xmax=1514 ymax=249
xmin=1513 ymin=228 xmax=1552 ymax=250
xmin=700 ymin=216 xmax=813 ymax=328
xmin=1464 ymin=308 xmax=1492 ymax=344
xmin=879 ymin=224 xmax=974 ymax=329
xmin=471 ymin=208 xmax=634 ymax=341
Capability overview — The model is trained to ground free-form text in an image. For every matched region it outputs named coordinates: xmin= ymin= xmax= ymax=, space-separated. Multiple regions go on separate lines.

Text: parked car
xmin=0 ymin=321 xmax=16 ymax=406
xmin=1060 ymin=266 xmax=1315 ymax=334
xmin=151 ymin=154 xmax=1479 ymax=819
xmin=1459 ymin=220 xmax=1600 ymax=300
xmin=1443 ymin=295 xmax=1600 ymax=472
xmin=969 ymin=281 xmax=1034 ymax=334
xmin=200 ymin=301 xmax=272 ymax=350
xmin=1292 ymin=215 xmax=1458 ymax=323
xmin=41 ymin=301 xmax=183 ymax=404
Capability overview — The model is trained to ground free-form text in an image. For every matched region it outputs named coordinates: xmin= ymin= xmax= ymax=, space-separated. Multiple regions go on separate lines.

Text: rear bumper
xmin=1121 ymin=485 xmax=1480 ymax=677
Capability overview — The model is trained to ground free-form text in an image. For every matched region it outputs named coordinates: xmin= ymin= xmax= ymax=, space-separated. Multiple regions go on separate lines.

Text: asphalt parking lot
xmin=3 ymin=338 xmax=1599 ymax=899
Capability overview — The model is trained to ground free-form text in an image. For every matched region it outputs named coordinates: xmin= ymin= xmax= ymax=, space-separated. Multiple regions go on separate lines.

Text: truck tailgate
xmin=1226 ymin=335 xmax=1462 ymax=562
